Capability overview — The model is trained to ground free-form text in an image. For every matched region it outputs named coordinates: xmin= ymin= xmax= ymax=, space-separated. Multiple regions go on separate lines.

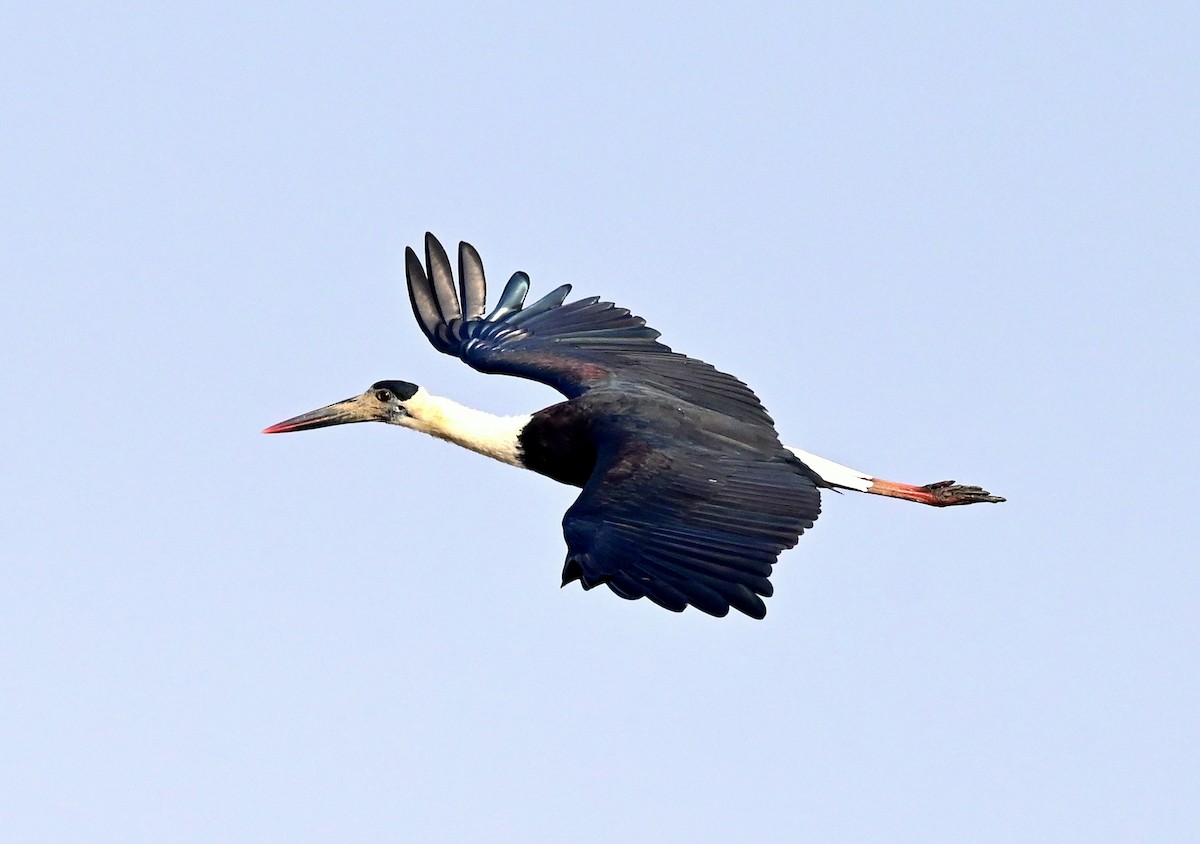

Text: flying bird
xmin=265 ymin=234 xmax=1003 ymax=618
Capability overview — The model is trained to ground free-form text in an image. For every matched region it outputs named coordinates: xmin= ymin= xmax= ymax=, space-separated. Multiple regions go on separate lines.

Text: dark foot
xmin=923 ymin=480 xmax=1006 ymax=506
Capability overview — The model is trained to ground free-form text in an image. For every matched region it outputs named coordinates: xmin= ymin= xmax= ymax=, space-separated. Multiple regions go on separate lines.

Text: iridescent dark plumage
xmin=405 ymin=234 xmax=822 ymax=618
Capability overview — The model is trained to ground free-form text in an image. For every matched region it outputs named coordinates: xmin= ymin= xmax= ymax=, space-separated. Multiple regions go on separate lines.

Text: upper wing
xmin=406 ymin=233 xmax=776 ymax=428
xmin=560 ymin=438 xmax=821 ymax=619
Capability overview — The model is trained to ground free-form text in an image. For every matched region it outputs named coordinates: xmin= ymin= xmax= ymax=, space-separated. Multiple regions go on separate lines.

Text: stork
xmin=265 ymin=234 xmax=1003 ymax=618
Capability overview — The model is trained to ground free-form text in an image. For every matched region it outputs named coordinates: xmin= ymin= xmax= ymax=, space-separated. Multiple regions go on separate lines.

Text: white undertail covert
xmin=786 ymin=446 xmax=875 ymax=492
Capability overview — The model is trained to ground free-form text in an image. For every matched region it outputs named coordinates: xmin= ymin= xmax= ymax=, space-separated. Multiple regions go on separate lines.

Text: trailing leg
xmin=787 ymin=447 xmax=1005 ymax=507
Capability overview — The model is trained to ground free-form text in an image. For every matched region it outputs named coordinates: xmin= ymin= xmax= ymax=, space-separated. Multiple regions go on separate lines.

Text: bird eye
xmin=375 ymin=389 xmax=393 ymax=402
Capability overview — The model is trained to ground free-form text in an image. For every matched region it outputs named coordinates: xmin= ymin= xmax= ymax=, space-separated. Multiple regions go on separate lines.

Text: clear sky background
xmin=2 ymin=3 xmax=1196 ymax=841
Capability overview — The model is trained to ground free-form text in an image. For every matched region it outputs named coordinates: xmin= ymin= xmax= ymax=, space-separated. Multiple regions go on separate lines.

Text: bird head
xmin=262 ymin=380 xmax=421 ymax=434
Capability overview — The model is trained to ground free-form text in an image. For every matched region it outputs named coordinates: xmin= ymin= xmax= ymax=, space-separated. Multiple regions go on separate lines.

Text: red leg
xmin=867 ymin=478 xmax=1006 ymax=507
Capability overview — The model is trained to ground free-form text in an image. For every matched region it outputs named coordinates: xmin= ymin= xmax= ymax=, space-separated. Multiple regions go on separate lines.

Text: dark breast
xmin=519 ymin=383 xmax=805 ymax=490
xmin=518 ymin=400 xmax=597 ymax=487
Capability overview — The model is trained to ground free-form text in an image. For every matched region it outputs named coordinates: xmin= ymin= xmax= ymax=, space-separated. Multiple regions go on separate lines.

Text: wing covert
xmin=407 ymin=234 xmax=777 ymax=428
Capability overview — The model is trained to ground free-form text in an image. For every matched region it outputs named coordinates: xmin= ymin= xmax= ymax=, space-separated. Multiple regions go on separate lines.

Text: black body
xmin=406 ymin=234 xmax=823 ymax=618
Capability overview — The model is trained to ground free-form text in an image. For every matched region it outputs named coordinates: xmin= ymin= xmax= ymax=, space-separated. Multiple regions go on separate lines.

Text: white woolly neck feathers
xmin=397 ymin=387 xmax=529 ymax=468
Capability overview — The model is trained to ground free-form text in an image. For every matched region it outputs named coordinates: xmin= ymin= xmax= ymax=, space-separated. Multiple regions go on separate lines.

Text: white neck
xmin=399 ymin=388 xmax=530 ymax=468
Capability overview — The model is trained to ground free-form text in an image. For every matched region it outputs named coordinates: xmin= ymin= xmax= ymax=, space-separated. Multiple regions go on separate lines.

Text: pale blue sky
xmin=2 ymin=3 xmax=1196 ymax=841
